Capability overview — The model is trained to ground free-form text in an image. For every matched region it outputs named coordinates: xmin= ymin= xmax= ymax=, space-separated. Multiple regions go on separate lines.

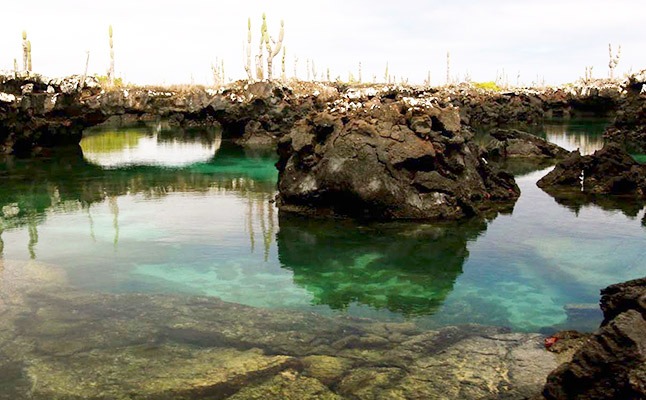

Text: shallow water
xmin=1 ymin=121 xmax=644 ymax=334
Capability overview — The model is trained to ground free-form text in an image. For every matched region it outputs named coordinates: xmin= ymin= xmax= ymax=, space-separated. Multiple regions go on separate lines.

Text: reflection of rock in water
xmin=543 ymin=123 xmax=605 ymax=155
xmin=277 ymin=215 xmax=487 ymax=316
xmin=540 ymin=187 xmax=645 ymax=220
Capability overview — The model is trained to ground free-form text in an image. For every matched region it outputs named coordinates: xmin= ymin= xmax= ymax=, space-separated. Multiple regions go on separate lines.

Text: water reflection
xmin=1 ymin=120 xmax=645 ymax=333
xmin=0 ymin=142 xmax=278 ymax=261
xmin=277 ymin=215 xmax=487 ymax=315
xmin=542 ymin=120 xmax=606 ymax=155
xmin=539 ymin=186 xmax=646 ymax=220
xmin=81 ymin=124 xmax=221 ymax=168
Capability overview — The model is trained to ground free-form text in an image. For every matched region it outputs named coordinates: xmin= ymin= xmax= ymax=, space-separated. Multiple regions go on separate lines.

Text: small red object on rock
xmin=544 ymin=336 xmax=558 ymax=349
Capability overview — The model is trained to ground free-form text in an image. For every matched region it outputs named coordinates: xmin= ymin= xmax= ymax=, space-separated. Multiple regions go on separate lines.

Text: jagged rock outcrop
xmin=543 ymin=277 xmax=646 ymax=399
xmin=485 ymin=128 xmax=570 ymax=160
xmin=537 ymin=143 xmax=646 ymax=197
xmin=276 ymin=96 xmax=520 ymax=220
xmin=0 ymin=73 xmax=105 ymax=155
xmin=605 ymin=70 xmax=646 ymax=153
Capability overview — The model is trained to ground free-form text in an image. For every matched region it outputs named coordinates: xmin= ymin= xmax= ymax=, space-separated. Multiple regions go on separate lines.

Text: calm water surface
xmin=1 ymin=121 xmax=644 ymax=333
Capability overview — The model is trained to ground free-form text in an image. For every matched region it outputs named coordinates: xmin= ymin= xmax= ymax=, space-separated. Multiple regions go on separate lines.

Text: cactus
xmin=293 ymin=57 xmax=298 ymax=80
xmin=608 ymin=43 xmax=621 ymax=80
xmin=358 ymin=62 xmax=362 ymax=83
xmin=327 ymin=67 xmax=330 ymax=82
xmin=211 ymin=58 xmax=226 ymax=87
xmin=446 ymin=51 xmax=451 ymax=85
xmin=306 ymin=59 xmax=310 ymax=81
xmin=13 ymin=58 xmax=18 ymax=76
xmin=263 ymin=15 xmax=284 ymax=81
xmin=255 ymin=15 xmax=265 ymax=80
xmin=244 ymin=18 xmax=253 ymax=81
xmin=26 ymin=41 xmax=32 ymax=71
xmin=22 ymin=31 xmax=28 ymax=72
xmin=584 ymin=66 xmax=593 ymax=83
xmin=108 ymin=25 xmax=115 ymax=86
xmin=281 ymin=47 xmax=286 ymax=82
xmin=384 ymin=62 xmax=389 ymax=83
xmin=81 ymin=51 xmax=90 ymax=89
xmin=311 ymin=60 xmax=317 ymax=81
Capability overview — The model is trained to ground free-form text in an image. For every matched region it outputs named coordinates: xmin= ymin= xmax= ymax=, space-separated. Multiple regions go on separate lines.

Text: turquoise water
xmin=1 ymin=123 xmax=644 ymax=333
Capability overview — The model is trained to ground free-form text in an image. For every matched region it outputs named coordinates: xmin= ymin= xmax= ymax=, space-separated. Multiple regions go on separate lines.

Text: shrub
xmin=474 ymin=81 xmax=502 ymax=92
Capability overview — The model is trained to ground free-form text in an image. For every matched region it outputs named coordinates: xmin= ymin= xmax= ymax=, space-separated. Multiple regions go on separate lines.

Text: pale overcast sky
xmin=1 ymin=0 xmax=644 ymax=86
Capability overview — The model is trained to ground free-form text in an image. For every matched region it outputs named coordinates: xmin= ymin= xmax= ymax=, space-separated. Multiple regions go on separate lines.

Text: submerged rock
xmin=537 ymin=143 xmax=646 ymax=197
xmin=0 ymin=260 xmax=560 ymax=400
xmin=543 ymin=277 xmax=646 ymax=399
xmin=485 ymin=128 xmax=569 ymax=160
xmin=276 ymin=99 xmax=520 ymax=220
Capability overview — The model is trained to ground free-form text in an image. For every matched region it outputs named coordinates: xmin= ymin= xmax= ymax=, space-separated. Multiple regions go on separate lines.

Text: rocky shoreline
xmin=543 ymin=277 xmax=646 ymax=399
xmin=0 ymin=72 xmax=628 ymax=154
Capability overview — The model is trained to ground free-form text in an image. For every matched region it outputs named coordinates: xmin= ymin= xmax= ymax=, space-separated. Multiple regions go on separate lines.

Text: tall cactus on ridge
xmin=281 ymin=47 xmax=286 ymax=82
xmin=244 ymin=18 xmax=253 ymax=81
xmin=446 ymin=51 xmax=451 ymax=85
xmin=263 ymin=14 xmax=284 ymax=81
xmin=255 ymin=15 xmax=265 ymax=80
xmin=608 ymin=43 xmax=621 ymax=80
xmin=22 ymin=31 xmax=28 ymax=72
xmin=108 ymin=25 xmax=115 ymax=86
xmin=26 ymin=40 xmax=32 ymax=72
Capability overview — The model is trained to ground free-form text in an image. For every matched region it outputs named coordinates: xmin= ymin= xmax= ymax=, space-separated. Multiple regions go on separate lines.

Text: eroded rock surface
xmin=276 ymin=98 xmax=520 ymax=220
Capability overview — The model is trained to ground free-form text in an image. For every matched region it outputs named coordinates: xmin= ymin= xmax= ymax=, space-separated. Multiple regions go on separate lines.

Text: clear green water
xmin=1 ymin=122 xmax=645 ymax=333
